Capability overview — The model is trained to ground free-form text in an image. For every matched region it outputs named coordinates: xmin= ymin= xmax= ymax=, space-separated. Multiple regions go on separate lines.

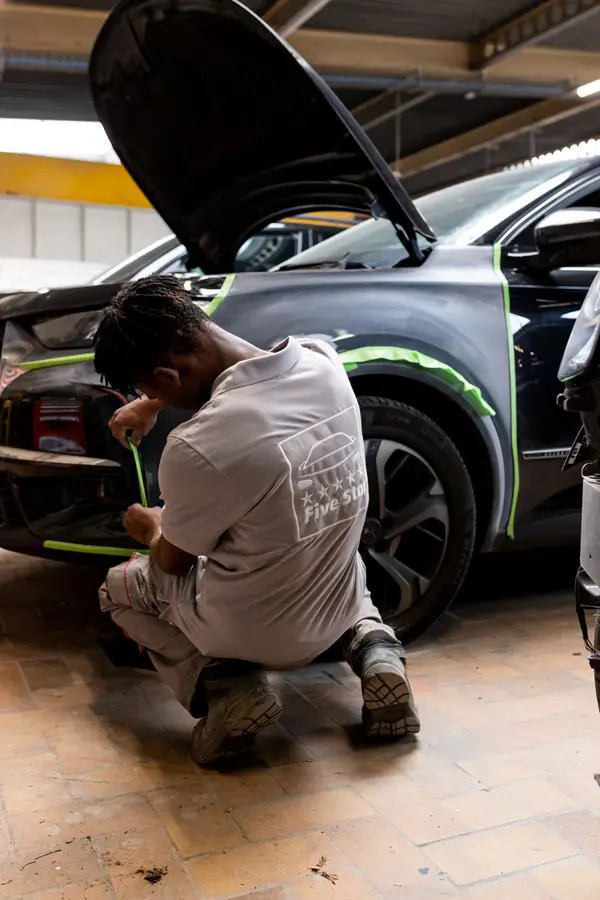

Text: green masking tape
xmin=338 ymin=346 xmax=496 ymax=418
xmin=20 ymin=352 xmax=95 ymax=371
xmin=128 ymin=439 xmax=148 ymax=508
xmin=40 ymin=443 xmax=148 ymax=558
xmin=40 ymin=441 xmax=147 ymax=557
xmin=204 ymin=272 xmax=237 ymax=316
xmin=42 ymin=540 xmax=148 ymax=557
xmin=40 ymin=442 xmax=147 ymax=559
xmin=493 ymin=243 xmax=519 ymax=540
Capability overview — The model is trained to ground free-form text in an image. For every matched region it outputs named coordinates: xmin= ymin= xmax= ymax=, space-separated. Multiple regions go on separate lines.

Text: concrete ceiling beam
xmin=0 ymin=1 xmax=104 ymax=55
xmin=2 ymin=5 xmax=600 ymax=96
xmin=471 ymin=0 xmax=600 ymax=70
xmin=397 ymin=94 xmax=600 ymax=177
xmin=293 ymin=29 xmax=600 ymax=90
xmin=263 ymin=0 xmax=333 ymax=38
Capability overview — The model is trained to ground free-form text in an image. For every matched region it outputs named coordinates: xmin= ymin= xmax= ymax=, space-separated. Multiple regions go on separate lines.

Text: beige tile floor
xmin=0 ymin=549 xmax=599 ymax=899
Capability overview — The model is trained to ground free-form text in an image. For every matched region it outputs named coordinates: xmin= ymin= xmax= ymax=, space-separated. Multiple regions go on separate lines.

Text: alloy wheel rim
xmin=361 ymin=438 xmax=450 ymax=621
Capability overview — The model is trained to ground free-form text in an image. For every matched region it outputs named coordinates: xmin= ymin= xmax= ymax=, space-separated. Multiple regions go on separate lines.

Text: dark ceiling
xmin=309 ymin=0 xmax=547 ymax=41
xmin=1 ymin=0 xmax=600 ymax=196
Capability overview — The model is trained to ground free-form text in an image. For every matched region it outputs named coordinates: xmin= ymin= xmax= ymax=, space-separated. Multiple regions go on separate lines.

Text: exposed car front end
xmin=0 ymin=295 xmax=145 ymax=560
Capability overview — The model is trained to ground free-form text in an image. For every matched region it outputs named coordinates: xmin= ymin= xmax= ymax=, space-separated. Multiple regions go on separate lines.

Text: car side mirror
xmin=535 ymin=208 xmax=600 ymax=269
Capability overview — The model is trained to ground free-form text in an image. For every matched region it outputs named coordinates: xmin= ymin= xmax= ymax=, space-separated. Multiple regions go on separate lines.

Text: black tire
xmin=359 ymin=396 xmax=477 ymax=644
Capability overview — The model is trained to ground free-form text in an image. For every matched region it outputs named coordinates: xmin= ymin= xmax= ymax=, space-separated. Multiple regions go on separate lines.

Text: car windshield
xmin=277 ymin=160 xmax=581 ymax=270
xmin=92 ymin=161 xmax=583 ymax=282
xmin=92 ymin=235 xmax=180 ymax=285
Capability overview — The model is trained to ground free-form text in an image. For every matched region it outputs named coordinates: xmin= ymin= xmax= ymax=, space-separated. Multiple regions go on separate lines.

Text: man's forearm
xmin=149 ymin=531 xmax=196 ymax=577
xmin=139 ymin=396 xmax=166 ymax=414
xmin=123 ymin=500 xmax=195 ymax=576
xmin=109 ymin=396 xmax=165 ymax=448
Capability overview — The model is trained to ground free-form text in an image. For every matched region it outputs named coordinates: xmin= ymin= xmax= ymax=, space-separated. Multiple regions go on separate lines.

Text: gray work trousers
xmin=99 ymin=553 xmax=398 ymax=715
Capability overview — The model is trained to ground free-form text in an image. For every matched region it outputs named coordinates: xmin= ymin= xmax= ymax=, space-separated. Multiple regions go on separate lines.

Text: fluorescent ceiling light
xmin=0 ymin=119 xmax=119 ymax=163
xmin=506 ymin=137 xmax=600 ymax=171
xmin=577 ymin=79 xmax=600 ymax=98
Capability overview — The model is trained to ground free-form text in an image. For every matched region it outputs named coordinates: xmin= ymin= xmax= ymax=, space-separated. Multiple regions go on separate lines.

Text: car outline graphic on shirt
xmin=298 ymin=433 xmax=358 ymax=477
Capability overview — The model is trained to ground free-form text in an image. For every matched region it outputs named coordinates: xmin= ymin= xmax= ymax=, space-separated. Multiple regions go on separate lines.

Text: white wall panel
xmin=130 ymin=209 xmax=171 ymax=254
xmin=0 ymin=194 xmax=172 ymax=267
xmin=84 ymin=205 xmax=129 ymax=263
xmin=0 ymin=195 xmax=34 ymax=257
xmin=34 ymin=200 xmax=81 ymax=260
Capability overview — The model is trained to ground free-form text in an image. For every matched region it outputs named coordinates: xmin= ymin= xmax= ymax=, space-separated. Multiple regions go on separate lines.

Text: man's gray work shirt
xmin=159 ymin=337 xmax=370 ymax=667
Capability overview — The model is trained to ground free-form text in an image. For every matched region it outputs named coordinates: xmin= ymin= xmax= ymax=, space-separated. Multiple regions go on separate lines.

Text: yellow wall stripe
xmin=0 ymin=153 xmax=363 ymax=229
xmin=0 ymin=152 xmax=150 ymax=208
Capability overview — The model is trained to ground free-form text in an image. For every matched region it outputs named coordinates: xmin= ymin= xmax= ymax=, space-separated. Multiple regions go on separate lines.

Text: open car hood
xmin=89 ymin=0 xmax=435 ymax=273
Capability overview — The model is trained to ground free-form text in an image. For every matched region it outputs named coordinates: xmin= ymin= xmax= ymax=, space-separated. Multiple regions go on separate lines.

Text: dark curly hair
xmin=94 ymin=276 xmax=209 ymax=396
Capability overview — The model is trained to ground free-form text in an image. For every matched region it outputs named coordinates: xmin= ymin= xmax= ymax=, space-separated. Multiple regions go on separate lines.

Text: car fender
xmin=332 ymin=340 xmax=506 ymax=552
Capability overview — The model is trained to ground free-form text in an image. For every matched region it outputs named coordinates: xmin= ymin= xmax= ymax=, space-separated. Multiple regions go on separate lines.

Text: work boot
xmin=346 ymin=627 xmax=420 ymax=739
xmin=192 ymin=669 xmax=282 ymax=765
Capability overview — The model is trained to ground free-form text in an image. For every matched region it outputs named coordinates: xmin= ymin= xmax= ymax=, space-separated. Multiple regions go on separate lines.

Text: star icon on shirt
xmin=332 ymin=477 xmax=344 ymax=493
xmin=318 ymin=485 xmax=329 ymax=500
xmin=346 ymin=471 xmax=356 ymax=486
xmin=301 ymin=491 xmax=313 ymax=506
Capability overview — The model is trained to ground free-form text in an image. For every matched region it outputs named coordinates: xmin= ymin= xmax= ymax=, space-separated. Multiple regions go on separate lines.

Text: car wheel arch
xmin=346 ymin=362 xmax=503 ymax=552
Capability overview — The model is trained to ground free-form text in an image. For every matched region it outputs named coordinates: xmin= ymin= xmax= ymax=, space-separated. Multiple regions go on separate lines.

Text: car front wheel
xmin=359 ymin=396 xmax=477 ymax=644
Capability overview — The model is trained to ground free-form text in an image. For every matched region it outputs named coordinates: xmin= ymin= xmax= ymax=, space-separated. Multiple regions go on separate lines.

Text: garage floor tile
xmin=0 ymin=550 xmax=599 ymax=899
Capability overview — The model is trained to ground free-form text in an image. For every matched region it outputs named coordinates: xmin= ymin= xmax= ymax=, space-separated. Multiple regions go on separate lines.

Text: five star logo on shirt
xmin=277 ymin=405 xmax=368 ymax=540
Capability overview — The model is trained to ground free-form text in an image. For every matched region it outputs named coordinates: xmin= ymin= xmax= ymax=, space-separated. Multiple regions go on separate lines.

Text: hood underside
xmin=89 ymin=0 xmax=435 ymax=273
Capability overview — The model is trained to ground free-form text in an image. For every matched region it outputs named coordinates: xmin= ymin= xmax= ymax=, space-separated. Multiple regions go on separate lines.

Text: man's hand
xmin=109 ymin=397 xmax=164 ymax=448
xmin=124 ymin=504 xmax=195 ymax=574
xmin=123 ymin=504 xmax=162 ymax=546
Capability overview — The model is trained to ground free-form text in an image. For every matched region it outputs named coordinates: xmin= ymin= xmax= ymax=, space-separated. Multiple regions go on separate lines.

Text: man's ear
xmin=153 ymin=366 xmax=181 ymax=387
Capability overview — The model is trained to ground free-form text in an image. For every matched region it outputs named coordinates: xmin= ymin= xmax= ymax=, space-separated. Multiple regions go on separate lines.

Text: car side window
xmin=234 ymin=232 xmax=300 ymax=271
xmin=157 ymin=230 xmax=303 ymax=275
xmin=157 ymin=251 xmax=197 ymax=276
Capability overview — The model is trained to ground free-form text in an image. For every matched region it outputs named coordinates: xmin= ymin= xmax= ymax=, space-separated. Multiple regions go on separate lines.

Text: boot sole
xmin=193 ymin=692 xmax=283 ymax=765
xmin=362 ymin=671 xmax=421 ymax=739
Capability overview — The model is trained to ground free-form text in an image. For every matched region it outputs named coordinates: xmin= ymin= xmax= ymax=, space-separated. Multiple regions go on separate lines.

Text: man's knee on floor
xmin=98 ymin=561 xmax=130 ymax=614
xmin=100 ymin=555 xmax=159 ymax=617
